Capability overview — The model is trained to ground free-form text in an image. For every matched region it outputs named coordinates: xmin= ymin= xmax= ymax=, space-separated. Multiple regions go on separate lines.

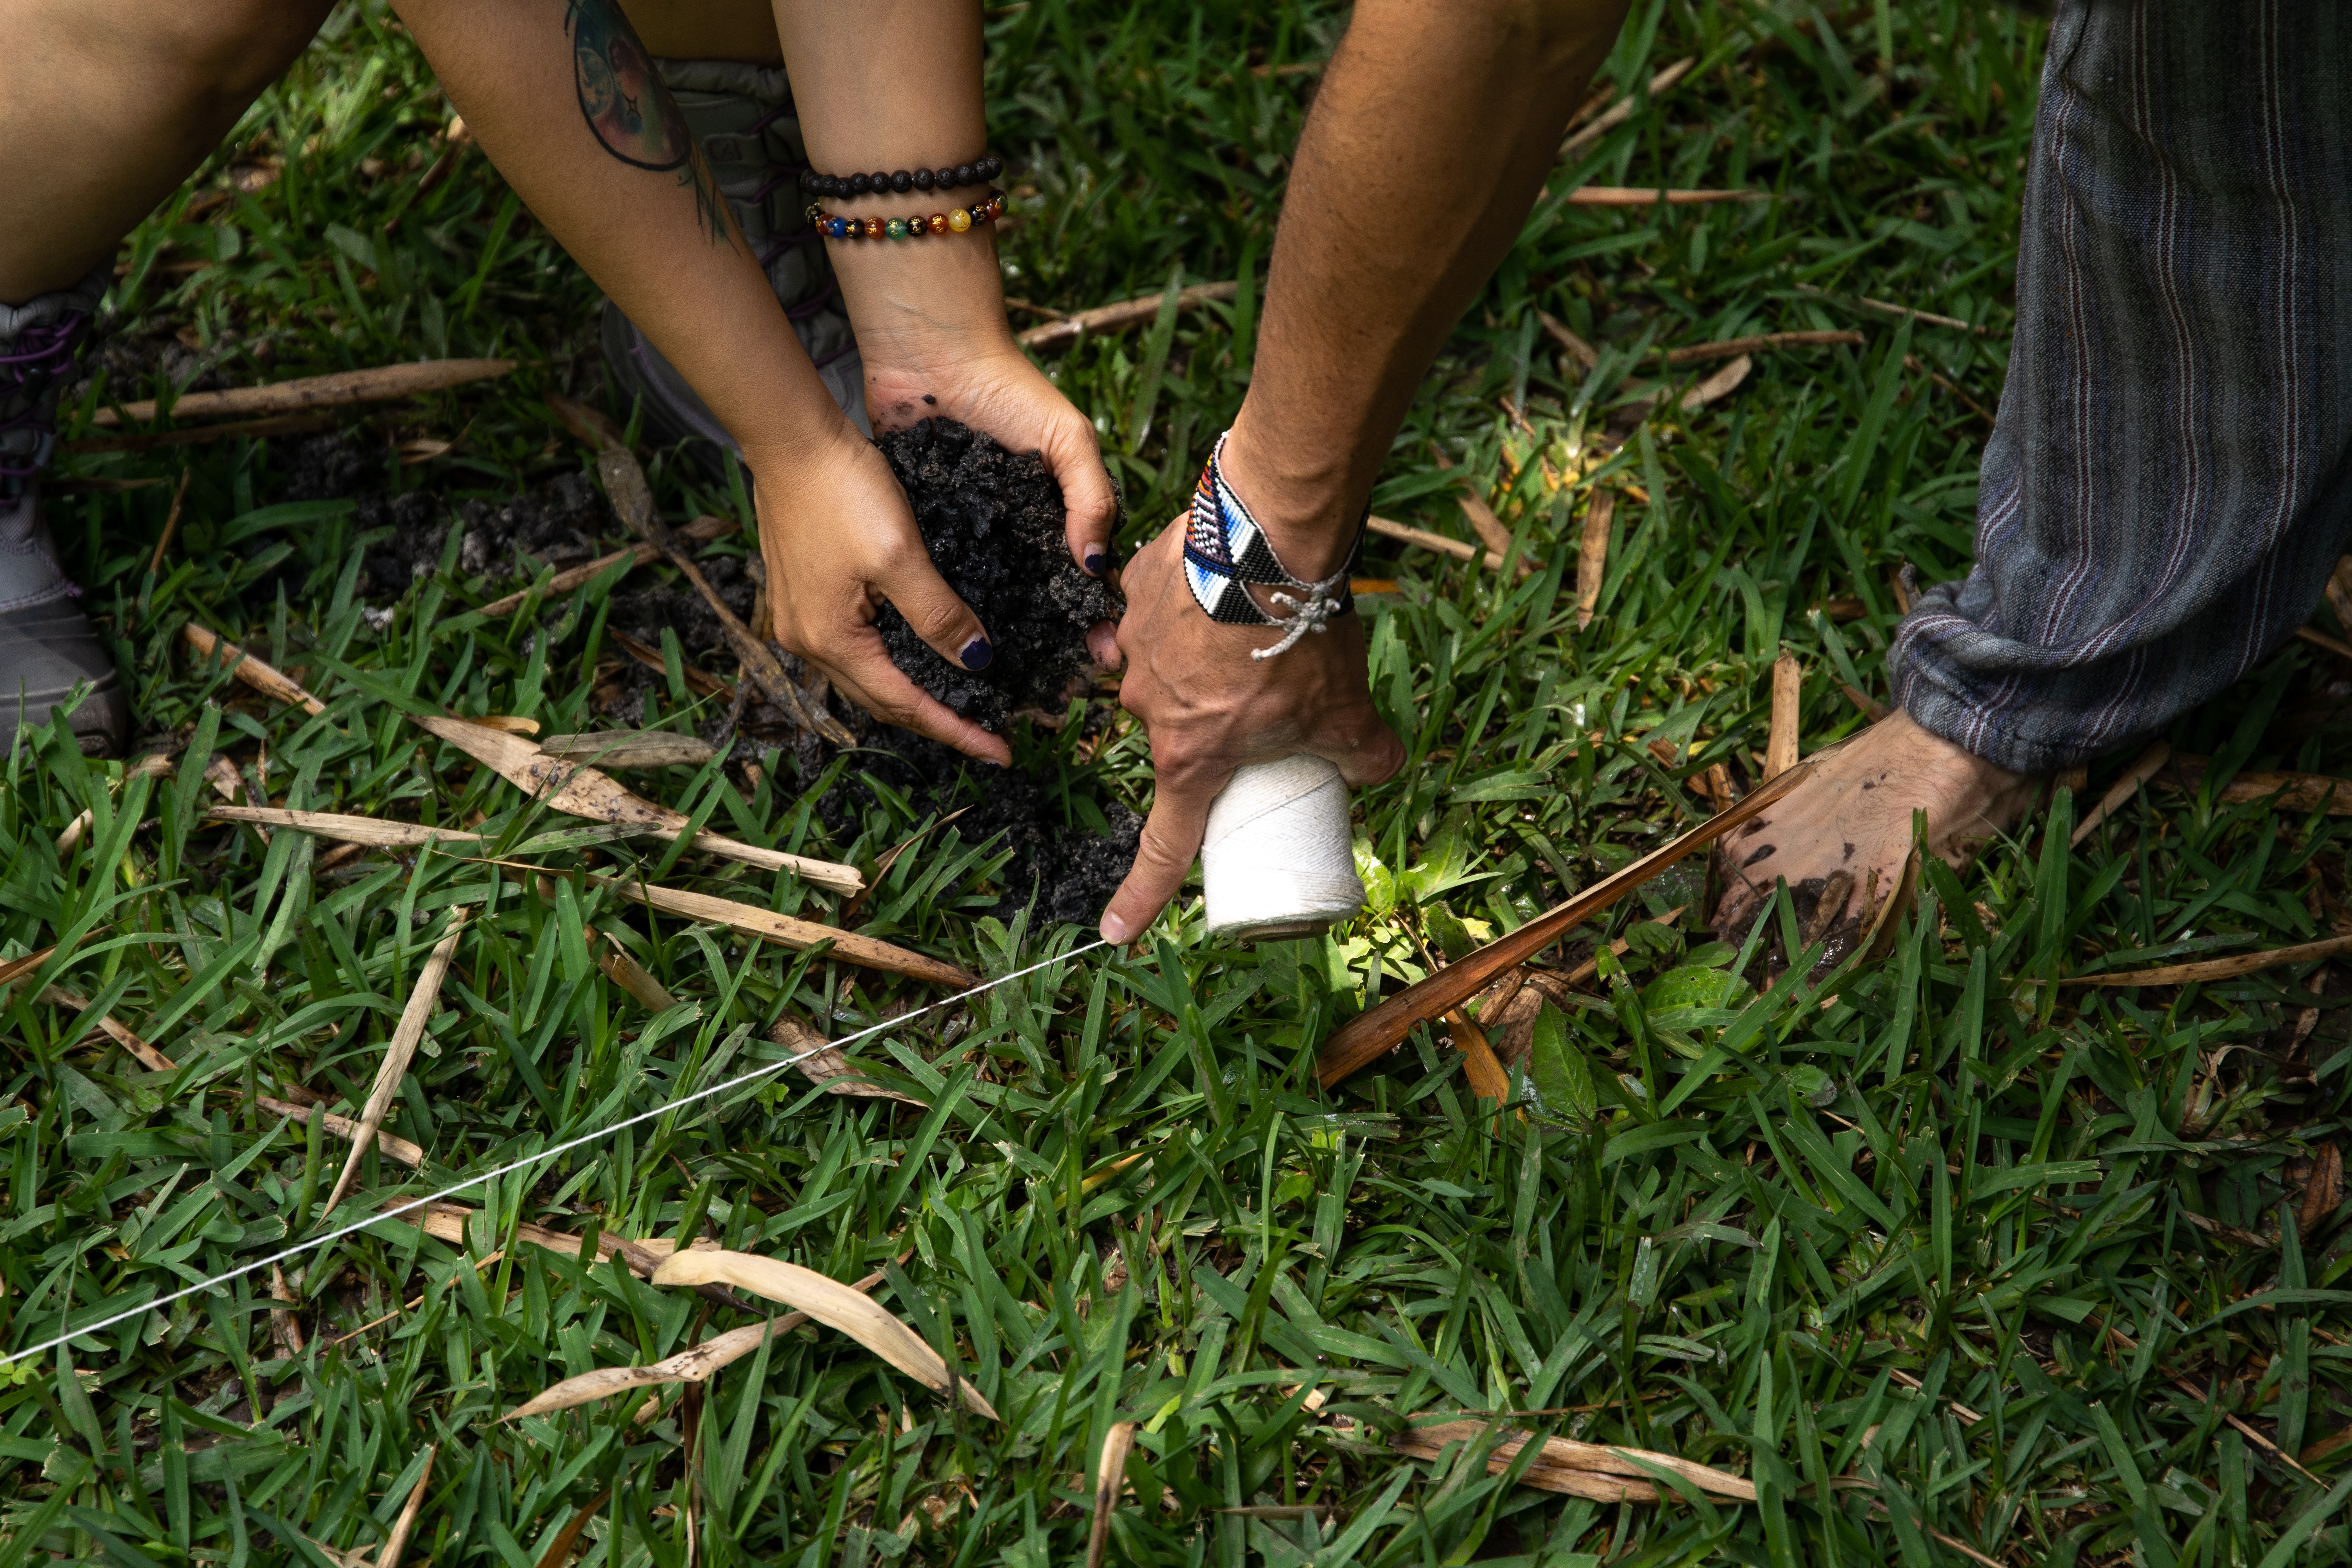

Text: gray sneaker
xmin=601 ymin=58 xmax=867 ymax=475
xmin=0 ymin=265 xmax=125 ymax=759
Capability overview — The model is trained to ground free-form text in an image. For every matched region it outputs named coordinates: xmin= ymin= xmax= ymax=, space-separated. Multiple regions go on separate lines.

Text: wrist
xmin=1216 ymin=423 xmax=1360 ymax=581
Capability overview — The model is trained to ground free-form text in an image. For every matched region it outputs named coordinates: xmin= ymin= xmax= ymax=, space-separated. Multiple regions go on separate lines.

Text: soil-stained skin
xmin=870 ymin=417 xmax=1120 ymax=732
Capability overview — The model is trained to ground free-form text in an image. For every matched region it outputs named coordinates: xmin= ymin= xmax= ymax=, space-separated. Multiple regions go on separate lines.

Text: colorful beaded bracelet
xmin=807 ymin=191 xmax=1005 ymax=241
xmin=806 ymin=157 xmax=1002 ymax=198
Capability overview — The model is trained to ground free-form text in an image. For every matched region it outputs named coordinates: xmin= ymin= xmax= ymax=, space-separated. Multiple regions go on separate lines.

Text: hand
xmin=861 ymin=337 xmax=1120 ymax=579
xmin=746 ymin=424 xmax=1011 ymax=765
xmin=1096 ymin=517 xmax=1405 ymax=943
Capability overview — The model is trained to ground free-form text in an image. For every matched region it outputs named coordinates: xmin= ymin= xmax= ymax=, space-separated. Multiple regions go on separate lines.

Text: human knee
xmin=141 ymin=0 xmax=334 ymax=102
xmin=1370 ymin=0 xmax=1631 ymax=78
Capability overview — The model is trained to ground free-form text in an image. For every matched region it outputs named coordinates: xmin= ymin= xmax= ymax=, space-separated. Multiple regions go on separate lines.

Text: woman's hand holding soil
xmin=860 ymin=336 xmax=1119 ymax=586
xmin=746 ymin=426 xmax=1012 ymax=767
xmin=1097 ymin=519 xmax=1405 ymax=944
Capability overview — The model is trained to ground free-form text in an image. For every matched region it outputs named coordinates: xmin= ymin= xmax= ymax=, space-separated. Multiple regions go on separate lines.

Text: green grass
xmin=9 ymin=1 xmax=2352 ymax=1563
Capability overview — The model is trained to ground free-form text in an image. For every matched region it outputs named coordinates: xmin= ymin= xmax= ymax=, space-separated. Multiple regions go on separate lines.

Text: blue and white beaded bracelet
xmin=1183 ymin=433 xmax=1359 ymax=661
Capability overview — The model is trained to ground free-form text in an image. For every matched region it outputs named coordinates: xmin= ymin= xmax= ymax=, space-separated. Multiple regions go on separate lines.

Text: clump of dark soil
xmin=354 ymin=469 xmax=614 ymax=598
xmin=871 ymin=417 xmax=1120 ymax=731
xmin=607 ymin=558 xmax=754 ymax=655
xmin=826 ymin=728 xmax=1142 ymax=924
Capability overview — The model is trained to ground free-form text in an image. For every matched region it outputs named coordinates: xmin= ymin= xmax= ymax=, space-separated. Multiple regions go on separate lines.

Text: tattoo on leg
xmin=564 ymin=0 xmax=733 ymax=249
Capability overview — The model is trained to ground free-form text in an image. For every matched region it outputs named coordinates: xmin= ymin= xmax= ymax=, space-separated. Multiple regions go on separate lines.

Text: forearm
xmin=1229 ymin=0 xmax=1630 ymax=574
xmin=769 ymin=0 xmax=1011 ymax=376
xmin=391 ymin=0 xmax=849 ymax=465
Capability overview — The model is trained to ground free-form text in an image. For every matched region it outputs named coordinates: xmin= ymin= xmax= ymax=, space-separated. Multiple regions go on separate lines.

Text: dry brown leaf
xmin=269 ymin=1264 xmax=306 ymax=1357
xmin=602 ymin=876 xmax=977 ymax=988
xmin=1446 ymin=1011 xmax=1512 ymax=1101
xmin=501 ymin=1267 xmax=890 ymax=1423
xmin=1317 ymin=758 xmax=1814 ymax=1085
xmin=539 ymin=730 xmax=717 ymax=769
xmin=208 ymin=806 xmax=483 ymax=848
xmin=2302 ymin=1143 xmax=2343 ymax=1236
xmin=1568 ymin=187 xmax=1757 ymax=207
xmin=379 ymin=1442 xmax=436 ymax=1568
xmin=651 ymin=1249 xmax=998 ymax=1419
xmin=599 ymin=938 xmax=679 ymax=1011
xmin=184 ymin=624 xmax=328 ymax=714
xmin=92 ymin=359 xmax=512 ymax=426
xmin=2067 ymin=929 xmax=2352 ymax=988
xmin=769 ymin=1018 xmax=927 ymax=1106
xmin=1680 ymin=354 xmax=1753 ymax=410
xmin=321 ymin=908 xmax=470 ymax=1215
xmin=1396 ymin=1418 xmax=1755 ymax=1502
xmin=1575 ymin=491 xmax=1613 ymax=631
xmin=528 ymin=1488 xmax=612 ymax=1568
xmin=414 ymin=714 xmax=863 ymax=893
xmin=1087 ymin=1421 xmax=1138 ymax=1568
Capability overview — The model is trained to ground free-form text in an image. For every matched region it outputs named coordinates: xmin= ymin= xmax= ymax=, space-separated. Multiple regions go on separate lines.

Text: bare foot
xmin=1713 ymin=710 xmax=2043 ymax=956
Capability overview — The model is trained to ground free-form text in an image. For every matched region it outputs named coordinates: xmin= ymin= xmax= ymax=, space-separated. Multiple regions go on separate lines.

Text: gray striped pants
xmin=1891 ymin=0 xmax=2352 ymax=775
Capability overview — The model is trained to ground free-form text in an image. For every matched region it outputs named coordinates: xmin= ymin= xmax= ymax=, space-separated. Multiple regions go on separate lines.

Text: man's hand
xmin=749 ymin=424 xmax=1009 ymax=766
xmin=1098 ymin=517 xmax=1404 ymax=943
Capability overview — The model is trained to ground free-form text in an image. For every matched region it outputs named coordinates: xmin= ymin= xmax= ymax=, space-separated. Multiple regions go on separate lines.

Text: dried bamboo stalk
xmin=183 ymin=624 xmax=328 ymax=714
xmin=2067 ymin=929 xmax=2352 ymax=988
xmin=1664 ymin=330 xmax=1863 ymax=365
xmin=473 ymin=514 xmax=733 ymax=619
xmin=91 ymin=358 xmax=513 ymax=426
xmin=321 ymin=908 xmax=470 ymax=1215
xmin=43 ymin=986 xmax=176 ymax=1072
xmin=1564 ymin=186 xmax=1758 ymax=205
xmin=254 ymin=1095 xmax=425 ymax=1168
xmin=1016 ymin=281 xmax=1240 ymax=352
xmin=1316 ymin=759 xmax=1813 ymax=1085
xmin=601 ymin=876 xmax=978 ymax=988
xmin=1367 ymin=516 xmax=1513 ymax=572
xmin=1559 ymin=58 xmax=1696 ymax=157
xmin=63 ymin=412 xmax=340 ymax=455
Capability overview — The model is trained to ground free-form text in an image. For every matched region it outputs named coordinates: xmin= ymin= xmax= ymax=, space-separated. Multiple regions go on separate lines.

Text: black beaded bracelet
xmin=805 ymin=156 xmax=1003 ymax=200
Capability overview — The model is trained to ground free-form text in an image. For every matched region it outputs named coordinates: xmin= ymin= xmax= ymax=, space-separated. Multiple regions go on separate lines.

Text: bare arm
xmin=769 ymin=0 xmax=1117 ymax=575
xmin=1100 ymin=0 xmax=1630 ymax=941
xmin=391 ymin=0 xmax=1015 ymax=760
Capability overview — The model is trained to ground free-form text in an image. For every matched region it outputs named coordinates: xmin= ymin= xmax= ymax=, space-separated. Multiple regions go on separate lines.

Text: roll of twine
xmin=1201 ymin=755 xmax=1366 ymax=940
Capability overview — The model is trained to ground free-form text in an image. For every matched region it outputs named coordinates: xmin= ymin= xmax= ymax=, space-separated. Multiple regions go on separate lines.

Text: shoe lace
xmin=0 ymin=309 xmax=89 ymax=486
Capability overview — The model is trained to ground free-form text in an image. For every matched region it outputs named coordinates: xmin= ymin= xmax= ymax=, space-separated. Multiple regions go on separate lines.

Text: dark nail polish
xmin=1084 ymin=548 xmax=1108 ymax=577
xmin=961 ymin=638 xmax=993 ymax=671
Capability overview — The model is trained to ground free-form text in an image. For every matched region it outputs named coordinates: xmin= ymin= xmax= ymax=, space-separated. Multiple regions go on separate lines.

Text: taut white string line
xmin=4 ymin=937 xmax=1114 ymax=1369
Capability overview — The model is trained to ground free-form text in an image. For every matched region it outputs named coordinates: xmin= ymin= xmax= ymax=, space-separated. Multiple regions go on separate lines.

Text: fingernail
xmin=1100 ymin=912 xmax=1130 ymax=944
xmin=1084 ymin=548 xmax=1107 ymax=577
xmin=960 ymin=638 xmax=993 ymax=671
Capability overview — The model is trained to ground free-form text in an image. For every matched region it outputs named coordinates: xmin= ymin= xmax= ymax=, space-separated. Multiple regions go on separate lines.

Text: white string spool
xmin=1201 ymin=754 xmax=1365 ymax=941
